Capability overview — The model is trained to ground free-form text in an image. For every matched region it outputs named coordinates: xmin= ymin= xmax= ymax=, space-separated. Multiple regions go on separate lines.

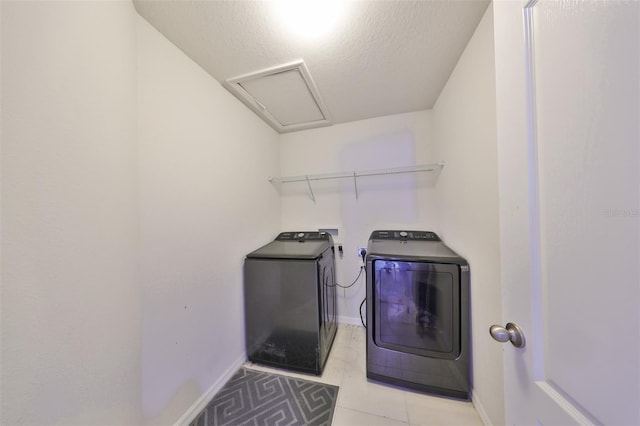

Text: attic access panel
xmin=224 ymin=60 xmax=331 ymax=133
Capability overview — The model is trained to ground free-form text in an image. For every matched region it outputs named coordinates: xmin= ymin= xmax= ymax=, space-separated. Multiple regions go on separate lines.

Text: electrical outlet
xmin=357 ymin=247 xmax=367 ymax=258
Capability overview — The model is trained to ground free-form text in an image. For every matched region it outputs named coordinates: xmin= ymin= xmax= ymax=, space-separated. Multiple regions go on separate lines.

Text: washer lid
xmin=246 ymin=239 xmax=329 ymax=260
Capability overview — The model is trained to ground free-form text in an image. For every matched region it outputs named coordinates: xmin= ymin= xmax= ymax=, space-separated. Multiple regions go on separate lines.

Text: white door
xmin=494 ymin=0 xmax=639 ymax=424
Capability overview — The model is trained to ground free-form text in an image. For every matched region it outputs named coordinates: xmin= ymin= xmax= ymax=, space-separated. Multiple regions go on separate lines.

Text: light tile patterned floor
xmin=244 ymin=324 xmax=483 ymax=426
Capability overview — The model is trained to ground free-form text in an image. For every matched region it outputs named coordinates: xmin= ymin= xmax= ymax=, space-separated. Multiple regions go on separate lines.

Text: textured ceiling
xmin=133 ymin=0 xmax=490 ymax=132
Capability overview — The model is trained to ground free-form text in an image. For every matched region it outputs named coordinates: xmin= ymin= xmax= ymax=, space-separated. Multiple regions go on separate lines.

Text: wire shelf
xmin=269 ymin=162 xmax=444 ymax=202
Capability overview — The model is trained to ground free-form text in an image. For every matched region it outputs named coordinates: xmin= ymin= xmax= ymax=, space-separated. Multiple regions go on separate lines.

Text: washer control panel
xmin=369 ymin=230 xmax=440 ymax=241
xmin=276 ymin=231 xmax=331 ymax=242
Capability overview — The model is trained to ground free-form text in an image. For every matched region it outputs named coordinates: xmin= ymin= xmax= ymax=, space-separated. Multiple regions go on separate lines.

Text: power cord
xmin=359 ymin=298 xmax=367 ymax=329
xmin=327 ymin=265 xmax=364 ymax=288
xmin=326 ymin=248 xmax=368 ymax=327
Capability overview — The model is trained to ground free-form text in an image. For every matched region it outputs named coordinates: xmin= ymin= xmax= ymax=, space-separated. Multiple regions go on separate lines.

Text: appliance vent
xmin=224 ymin=60 xmax=331 ymax=133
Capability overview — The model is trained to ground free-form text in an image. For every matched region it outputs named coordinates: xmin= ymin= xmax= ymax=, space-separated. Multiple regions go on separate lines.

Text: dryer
xmin=244 ymin=231 xmax=337 ymax=375
xmin=366 ymin=230 xmax=470 ymax=399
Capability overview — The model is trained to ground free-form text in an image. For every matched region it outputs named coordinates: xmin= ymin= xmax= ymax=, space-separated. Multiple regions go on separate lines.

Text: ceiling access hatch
xmin=224 ymin=60 xmax=331 ymax=133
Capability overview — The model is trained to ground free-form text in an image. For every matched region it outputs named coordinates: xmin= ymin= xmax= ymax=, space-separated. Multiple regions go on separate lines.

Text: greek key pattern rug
xmin=190 ymin=367 xmax=339 ymax=426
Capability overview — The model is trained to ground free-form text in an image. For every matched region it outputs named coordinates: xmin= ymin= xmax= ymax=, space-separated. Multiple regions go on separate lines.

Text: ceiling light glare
xmin=274 ymin=0 xmax=344 ymax=38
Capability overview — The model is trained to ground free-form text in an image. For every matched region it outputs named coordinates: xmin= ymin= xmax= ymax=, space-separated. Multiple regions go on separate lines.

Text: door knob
xmin=489 ymin=322 xmax=526 ymax=348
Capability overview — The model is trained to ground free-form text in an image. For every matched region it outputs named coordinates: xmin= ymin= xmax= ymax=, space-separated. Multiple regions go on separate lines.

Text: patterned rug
xmin=190 ymin=367 xmax=339 ymax=426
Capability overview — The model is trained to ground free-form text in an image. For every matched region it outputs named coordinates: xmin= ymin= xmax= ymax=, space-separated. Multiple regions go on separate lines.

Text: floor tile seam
xmin=405 ymin=397 xmax=478 ymax=412
xmin=335 ymin=405 xmax=411 ymax=425
xmin=335 ymin=394 xmax=410 ymax=424
xmin=402 ymin=385 xmax=411 ymax=426
xmin=331 ymin=328 xmax=349 ymax=389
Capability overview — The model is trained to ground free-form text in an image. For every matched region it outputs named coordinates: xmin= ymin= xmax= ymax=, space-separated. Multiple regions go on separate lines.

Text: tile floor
xmin=244 ymin=324 xmax=483 ymax=426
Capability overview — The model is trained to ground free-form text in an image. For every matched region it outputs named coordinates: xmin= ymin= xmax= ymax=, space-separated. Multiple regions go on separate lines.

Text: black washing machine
xmin=365 ymin=230 xmax=470 ymax=399
xmin=244 ymin=232 xmax=337 ymax=375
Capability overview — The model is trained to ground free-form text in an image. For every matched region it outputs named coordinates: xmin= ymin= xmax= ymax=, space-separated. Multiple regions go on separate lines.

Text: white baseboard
xmin=174 ymin=352 xmax=247 ymax=426
xmin=470 ymin=389 xmax=493 ymax=426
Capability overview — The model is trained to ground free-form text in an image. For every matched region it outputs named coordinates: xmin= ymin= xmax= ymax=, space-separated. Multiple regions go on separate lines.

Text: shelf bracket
xmin=353 ymin=172 xmax=359 ymax=200
xmin=305 ymin=175 xmax=316 ymax=203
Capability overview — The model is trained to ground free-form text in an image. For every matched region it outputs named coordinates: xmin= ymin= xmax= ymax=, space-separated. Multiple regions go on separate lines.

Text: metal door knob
xmin=489 ymin=322 xmax=526 ymax=348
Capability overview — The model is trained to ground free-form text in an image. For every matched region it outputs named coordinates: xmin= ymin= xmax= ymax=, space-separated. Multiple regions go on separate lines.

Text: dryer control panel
xmin=276 ymin=231 xmax=332 ymax=242
xmin=369 ymin=230 xmax=440 ymax=241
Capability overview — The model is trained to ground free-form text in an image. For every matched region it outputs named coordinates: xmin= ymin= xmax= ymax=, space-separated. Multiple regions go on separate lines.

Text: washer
xmin=244 ymin=231 xmax=338 ymax=375
xmin=366 ymin=230 xmax=470 ymax=399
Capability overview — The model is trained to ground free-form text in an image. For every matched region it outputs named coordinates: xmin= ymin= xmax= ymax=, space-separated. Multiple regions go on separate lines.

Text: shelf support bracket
xmin=353 ymin=172 xmax=359 ymax=200
xmin=305 ymin=175 xmax=316 ymax=203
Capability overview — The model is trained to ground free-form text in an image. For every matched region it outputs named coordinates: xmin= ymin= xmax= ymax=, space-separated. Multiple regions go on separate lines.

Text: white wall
xmin=136 ymin=16 xmax=280 ymax=425
xmin=1 ymin=2 xmax=280 ymax=425
xmin=431 ymin=5 xmax=504 ymax=425
xmin=1 ymin=1 xmax=141 ymax=424
xmin=278 ymin=111 xmax=439 ymax=322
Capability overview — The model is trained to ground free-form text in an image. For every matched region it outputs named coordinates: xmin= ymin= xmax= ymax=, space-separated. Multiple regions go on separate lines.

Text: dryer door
xmin=372 ymin=260 xmax=460 ymax=359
